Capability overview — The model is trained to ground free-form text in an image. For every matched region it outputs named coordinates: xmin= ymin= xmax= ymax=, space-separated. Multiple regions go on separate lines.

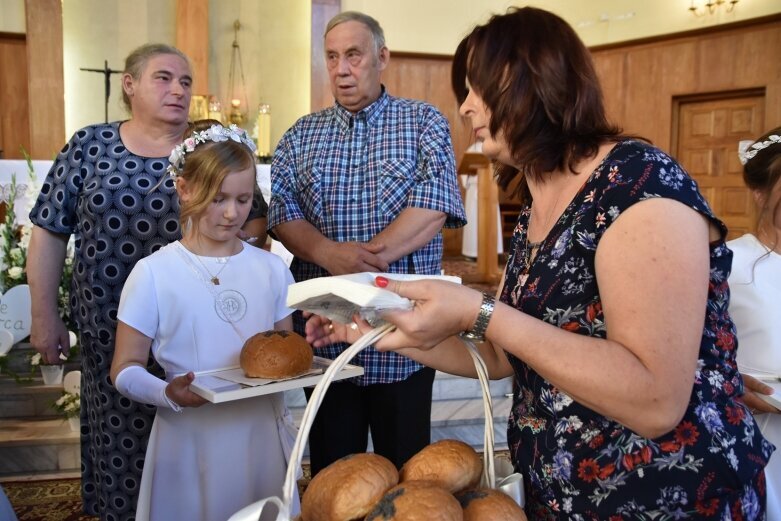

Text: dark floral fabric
xmin=502 ymin=140 xmax=773 ymax=519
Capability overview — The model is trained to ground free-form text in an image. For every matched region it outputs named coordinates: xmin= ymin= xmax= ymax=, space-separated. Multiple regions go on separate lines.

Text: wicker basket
xmin=229 ymin=324 xmax=524 ymax=521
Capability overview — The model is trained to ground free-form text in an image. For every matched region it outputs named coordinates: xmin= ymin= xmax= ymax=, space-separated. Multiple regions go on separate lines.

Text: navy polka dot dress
xmin=29 ymin=122 xmax=265 ymax=520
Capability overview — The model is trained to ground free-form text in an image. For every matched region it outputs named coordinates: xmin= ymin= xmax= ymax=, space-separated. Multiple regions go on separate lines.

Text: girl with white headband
xmin=730 ymin=126 xmax=781 ymax=519
xmin=110 ymin=121 xmax=299 ymax=521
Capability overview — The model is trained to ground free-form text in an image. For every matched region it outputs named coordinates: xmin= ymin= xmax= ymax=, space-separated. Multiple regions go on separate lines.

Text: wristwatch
xmin=461 ymin=293 xmax=495 ymax=342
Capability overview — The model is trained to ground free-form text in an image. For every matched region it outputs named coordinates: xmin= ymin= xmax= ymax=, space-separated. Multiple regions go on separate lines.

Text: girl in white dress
xmin=110 ymin=122 xmax=299 ymax=521
xmin=729 ymin=126 xmax=781 ymax=519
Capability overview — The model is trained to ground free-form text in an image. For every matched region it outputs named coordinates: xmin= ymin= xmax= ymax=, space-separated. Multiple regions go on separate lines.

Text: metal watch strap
xmin=462 ymin=293 xmax=495 ymax=342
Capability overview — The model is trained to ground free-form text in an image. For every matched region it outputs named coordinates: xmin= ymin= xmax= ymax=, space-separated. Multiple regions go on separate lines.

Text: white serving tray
xmin=190 ymin=356 xmax=364 ymax=403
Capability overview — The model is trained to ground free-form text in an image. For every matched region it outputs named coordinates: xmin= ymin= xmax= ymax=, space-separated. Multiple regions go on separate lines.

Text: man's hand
xmin=323 ymin=241 xmax=389 ymax=275
xmin=29 ymin=312 xmax=70 ymax=365
xmin=165 ymin=372 xmax=208 ymax=408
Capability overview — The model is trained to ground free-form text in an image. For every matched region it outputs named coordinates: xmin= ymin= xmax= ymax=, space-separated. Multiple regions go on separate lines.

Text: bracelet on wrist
xmin=461 ymin=293 xmax=495 ymax=342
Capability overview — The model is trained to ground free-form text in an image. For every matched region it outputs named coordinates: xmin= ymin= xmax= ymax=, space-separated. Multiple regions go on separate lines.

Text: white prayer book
xmin=190 ymin=356 xmax=363 ymax=403
xmin=286 ymin=272 xmax=461 ymax=325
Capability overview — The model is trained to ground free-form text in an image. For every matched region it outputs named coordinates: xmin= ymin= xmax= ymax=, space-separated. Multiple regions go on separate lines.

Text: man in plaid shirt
xmin=269 ymin=11 xmax=466 ymax=475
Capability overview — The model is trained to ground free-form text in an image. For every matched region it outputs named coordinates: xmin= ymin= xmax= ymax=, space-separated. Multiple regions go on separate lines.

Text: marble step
xmin=0 ymin=418 xmax=80 ymax=477
xmin=0 ymin=377 xmax=65 ymax=419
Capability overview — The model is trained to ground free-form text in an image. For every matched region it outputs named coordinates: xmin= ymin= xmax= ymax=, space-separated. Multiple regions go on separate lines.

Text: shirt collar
xmin=333 ymin=87 xmax=389 ymax=130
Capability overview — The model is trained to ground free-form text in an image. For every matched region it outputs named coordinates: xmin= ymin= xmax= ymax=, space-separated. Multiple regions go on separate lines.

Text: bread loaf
xmin=239 ymin=330 xmax=313 ymax=379
xmin=456 ymin=488 xmax=527 ymax=521
xmin=400 ymin=439 xmax=482 ymax=494
xmin=301 ymin=453 xmax=398 ymax=521
xmin=365 ymin=481 xmax=463 ymax=521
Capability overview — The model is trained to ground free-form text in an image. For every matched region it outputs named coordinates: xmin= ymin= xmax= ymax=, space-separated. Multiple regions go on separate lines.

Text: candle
xmin=256 ymin=103 xmax=271 ymax=157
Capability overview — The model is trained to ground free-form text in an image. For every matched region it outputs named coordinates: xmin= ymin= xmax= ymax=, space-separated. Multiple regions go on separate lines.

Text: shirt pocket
xmin=296 ymin=165 xmax=323 ymax=225
xmin=380 ymin=159 xmax=415 ymax=217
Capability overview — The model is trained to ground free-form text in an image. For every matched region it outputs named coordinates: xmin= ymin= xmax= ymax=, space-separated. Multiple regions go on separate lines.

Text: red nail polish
xmin=375 ymin=276 xmax=389 ymax=288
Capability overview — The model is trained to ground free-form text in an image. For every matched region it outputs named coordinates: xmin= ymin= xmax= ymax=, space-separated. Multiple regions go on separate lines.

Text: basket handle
xmin=459 ymin=337 xmax=495 ymax=489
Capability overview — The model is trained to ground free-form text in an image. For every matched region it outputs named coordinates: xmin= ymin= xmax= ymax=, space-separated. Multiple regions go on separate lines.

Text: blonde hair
xmin=122 ymin=43 xmax=191 ymax=112
xmin=176 ymin=120 xmax=256 ymax=231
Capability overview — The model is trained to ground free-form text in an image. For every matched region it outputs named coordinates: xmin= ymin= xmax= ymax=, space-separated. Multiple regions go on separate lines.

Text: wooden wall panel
xmin=175 ymin=0 xmax=209 ymax=96
xmin=311 ymin=0 xmax=340 ymax=112
xmin=592 ymin=17 xmax=781 ymax=150
xmin=24 ymin=0 xmax=64 ymax=159
xmin=592 ymin=52 xmax=626 ymax=131
xmin=0 ymin=35 xmax=30 ymax=159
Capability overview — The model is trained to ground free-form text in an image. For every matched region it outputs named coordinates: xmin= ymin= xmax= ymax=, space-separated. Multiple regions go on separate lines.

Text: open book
xmin=286 ymin=272 xmax=461 ymax=326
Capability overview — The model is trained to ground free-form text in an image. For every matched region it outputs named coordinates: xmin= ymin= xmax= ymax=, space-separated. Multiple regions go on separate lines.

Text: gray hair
xmin=121 ymin=43 xmax=191 ymax=112
xmin=325 ymin=11 xmax=386 ymax=57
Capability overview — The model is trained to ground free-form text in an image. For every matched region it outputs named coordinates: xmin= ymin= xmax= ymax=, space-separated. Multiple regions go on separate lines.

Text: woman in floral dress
xmin=309 ymin=7 xmax=772 ymax=519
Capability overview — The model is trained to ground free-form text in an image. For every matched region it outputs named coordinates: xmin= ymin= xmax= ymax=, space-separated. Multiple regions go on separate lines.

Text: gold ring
xmin=327 ymin=323 xmax=334 ymax=332
xmin=350 ymin=323 xmax=358 ymax=331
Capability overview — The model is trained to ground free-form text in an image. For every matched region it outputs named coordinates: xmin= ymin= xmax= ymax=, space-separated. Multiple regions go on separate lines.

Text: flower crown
xmin=738 ymin=134 xmax=781 ymax=166
xmin=166 ymin=124 xmax=257 ymax=179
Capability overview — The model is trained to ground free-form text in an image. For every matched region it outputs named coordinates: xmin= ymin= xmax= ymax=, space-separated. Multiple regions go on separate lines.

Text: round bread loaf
xmin=239 ymin=330 xmax=313 ymax=379
xmin=301 ymin=453 xmax=398 ymax=521
xmin=365 ymin=481 xmax=463 ymax=521
xmin=456 ymin=488 xmax=527 ymax=521
xmin=400 ymin=439 xmax=482 ymax=494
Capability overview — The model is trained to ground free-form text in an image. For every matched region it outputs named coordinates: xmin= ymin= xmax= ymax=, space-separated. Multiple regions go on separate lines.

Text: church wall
xmin=342 ymin=0 xmax=781 ymax=52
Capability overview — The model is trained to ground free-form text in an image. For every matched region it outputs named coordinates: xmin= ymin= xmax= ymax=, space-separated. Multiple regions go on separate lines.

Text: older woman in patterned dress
xmin=27 ymin=44 xmax=265 ymax=520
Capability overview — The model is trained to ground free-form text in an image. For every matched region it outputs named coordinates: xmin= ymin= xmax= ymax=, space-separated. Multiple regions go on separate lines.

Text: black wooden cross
xmin=80 ymin=60 xmax=123 ymax=123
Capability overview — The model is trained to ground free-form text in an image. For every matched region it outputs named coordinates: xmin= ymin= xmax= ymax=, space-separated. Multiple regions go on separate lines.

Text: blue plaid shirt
xmin=269 ymin=90 xmax=466 ymax=385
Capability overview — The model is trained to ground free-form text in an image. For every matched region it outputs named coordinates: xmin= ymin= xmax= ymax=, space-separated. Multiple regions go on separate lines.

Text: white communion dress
xmin=728 ymin=233 xmax=781 ymax=519
xmin=118 ymin=241 xmax=299 ymax=521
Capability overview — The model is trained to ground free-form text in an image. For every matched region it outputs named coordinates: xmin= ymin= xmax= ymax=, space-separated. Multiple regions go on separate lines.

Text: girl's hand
xmin=304 ymin=312 xmax=365 ymax=348
xmin=373 ymin=276 xmax=483 ymax=352
xmin=741 ymin=374 xmax=780 ymax=414
xmin=165 ymin=372 xmax=208 ymax=408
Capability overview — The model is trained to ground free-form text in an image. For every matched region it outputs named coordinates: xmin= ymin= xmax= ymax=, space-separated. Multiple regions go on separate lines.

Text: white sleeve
xmin=114 ymin=365 xmax=181 ymax=411
xmin=118 ymin=259 xmax=159 ymax=339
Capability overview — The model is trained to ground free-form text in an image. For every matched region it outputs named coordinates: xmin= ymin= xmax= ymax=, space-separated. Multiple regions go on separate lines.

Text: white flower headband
xmin=738 ymin=134 xmax=781 ymax=166
xmin=166 ymin=124 xmax=257 ymax=179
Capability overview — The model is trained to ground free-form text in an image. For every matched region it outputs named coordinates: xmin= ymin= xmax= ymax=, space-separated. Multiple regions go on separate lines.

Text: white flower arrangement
xmin=53 ymin=390 xmax=80 ymax=419
xmin=1 ymin=151 xmax=77 ymax=328
xmin=166 ymin=124 xmax=257 ymax=179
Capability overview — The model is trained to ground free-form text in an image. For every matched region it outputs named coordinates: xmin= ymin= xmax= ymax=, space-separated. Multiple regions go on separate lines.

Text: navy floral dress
xmin=29 ymin=122 xmax=265 ymax=521
xmin=502 ymin=140 xmax=773 ymax=519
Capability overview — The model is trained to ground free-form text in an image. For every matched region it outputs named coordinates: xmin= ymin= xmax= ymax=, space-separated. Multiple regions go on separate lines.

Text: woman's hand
xmin=165 ymin=372 xmax=208 ymax=408
xmin=304 ymin=312 xmax=364 ymax=348
xmin=372 ymin=276 xmax=483 ymax=352
xmin=30 ymin=314 xmax=70 ymax=365
xmin=741 ymin=374 xmax=780 ymax=414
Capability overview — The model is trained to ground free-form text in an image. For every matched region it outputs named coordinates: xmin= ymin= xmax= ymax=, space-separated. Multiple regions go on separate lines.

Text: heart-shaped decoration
xmin=0 ymin=285 xmax=32 ymax=344
xmin=0 ymin=329 xmax=14 ymax=356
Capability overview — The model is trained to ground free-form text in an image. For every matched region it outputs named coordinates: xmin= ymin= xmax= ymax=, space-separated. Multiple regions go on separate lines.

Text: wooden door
xmin=674 ymin=93 xmax=765 ymax=240
xmin=383 ymin=53 xmax=469 ymax=256
xmin=0 ymin=34 xmax=31 ymax=159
